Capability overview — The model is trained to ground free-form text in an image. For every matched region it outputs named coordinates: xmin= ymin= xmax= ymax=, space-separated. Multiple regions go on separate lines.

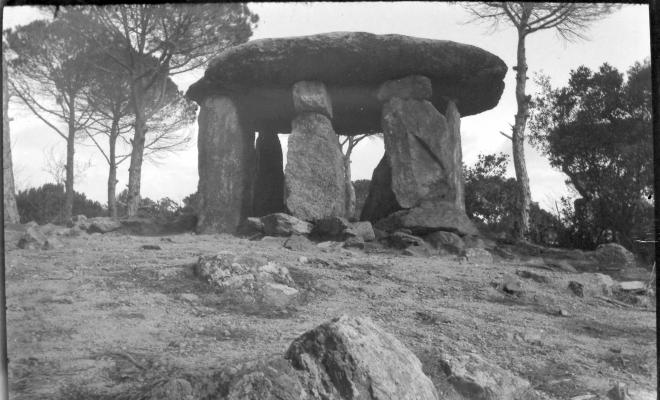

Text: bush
xmin=16 ymin=183 xmax=105 ymax=224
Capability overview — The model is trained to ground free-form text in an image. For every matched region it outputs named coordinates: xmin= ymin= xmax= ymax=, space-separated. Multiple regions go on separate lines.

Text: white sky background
xmin=3 ymin=2 xmax=651 ymax=211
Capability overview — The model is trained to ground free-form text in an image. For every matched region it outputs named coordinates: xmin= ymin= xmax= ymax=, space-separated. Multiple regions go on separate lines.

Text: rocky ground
xmin=4 ymin=224 xmax=657 ymax=400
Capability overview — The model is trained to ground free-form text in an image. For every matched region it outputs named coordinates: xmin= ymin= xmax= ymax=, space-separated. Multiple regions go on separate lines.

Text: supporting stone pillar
xmin=285 ymin=81 xmax=346 ymax=221
xmin=253 ymin=130 xmax=285 ymax=216
xmin=359 ymin=154 xmax=401 ymax=222
xmin=373 ymin=75 xmax=475 ymax=236
xmin=196 ymin=95 xmax=255 ymax=233
xmin=446 ymin=100 xmax=466 ymax=212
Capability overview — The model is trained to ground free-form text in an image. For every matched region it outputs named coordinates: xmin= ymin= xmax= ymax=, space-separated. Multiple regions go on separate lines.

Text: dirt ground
xmin=4 ymin=230 xmax=657 ymax=399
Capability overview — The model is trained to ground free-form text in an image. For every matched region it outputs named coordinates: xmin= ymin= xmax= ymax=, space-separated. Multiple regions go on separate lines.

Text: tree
xmin=5 ymin=16 xmax=97 ymax=221
xmin=339 ymin=134 xmax=369 ymax=219
xmin=529 ymin=60 xmax=653 ymax=251
xmin=2 ymin=44 xmax=20 ymax=223
xmin=83 ymin=49 xmax=196 ymax=217
xmin=464 ymin=2 xmax=617 ymax=240
xmin=69 ymin=4 xmax=258 ymax=216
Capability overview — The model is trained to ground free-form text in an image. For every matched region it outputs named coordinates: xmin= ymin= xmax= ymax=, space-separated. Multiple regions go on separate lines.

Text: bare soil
xmin=4 ymin=230 xmax=657 ymax=399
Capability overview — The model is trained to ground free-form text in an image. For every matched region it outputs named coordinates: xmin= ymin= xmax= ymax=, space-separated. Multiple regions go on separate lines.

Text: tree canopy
xmin=530 ymin=60 xmax=653 ymax=250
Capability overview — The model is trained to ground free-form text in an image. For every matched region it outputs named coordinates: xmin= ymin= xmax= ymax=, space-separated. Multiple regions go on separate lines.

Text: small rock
xmin=516 ymin=270 xmax=551 ymax=284
xmin=298 ymin=256 xmax=308 ymax=264
xmin=545 ymin=258 xmax=578 ymax=273
xmin=141 ymin=244 xmax=162 ymax=250
xmin=261 ymin=213 xmax=312 ymax=236
xmin=316 ymin=241 xmax=338 ymax=249
xmin=147 ymin=378 xmax=193 ymax=400
xmin=465 ymin=248 xmax=493 ymax=264
xmin=607 ymin=382 xmax=630 ymax=400
xmin=180 ymin=293 xmax=200 ymax=302
xmin=17 ymin=226 xmax=49 ymax=250
xmin=502 ymin=273 xmax=524 ymax=296
xmin=617 ymin=281 xmax=646 ymax=293
xmin=87 ymin=217 xmax=122 ymax=234
xmin=344 ymin=221 xmax=376 ymax=242
xmin=259 ymin=282 xmax=299 ymax=308
xmin=439 ymin=348 xmax=530 ymax=399
xmin=343 ymin=236 xmax=365 ymax=249
xmin=568 ymin=281 xmax=584 ymax=297
xmin=388 ymin=231 xmax=425 ymax=249
xmin=283 ymin=235 xmax=314 ymax=251
xmin=244 ymin=217 xmax=265 ymax=234
xmin=403 ymin=245 xmax=432 ymax=257
xmin=312 ymin=216 xmax=351 ymax=240
xmin=424 ymin=231 xmax=464 ymax=253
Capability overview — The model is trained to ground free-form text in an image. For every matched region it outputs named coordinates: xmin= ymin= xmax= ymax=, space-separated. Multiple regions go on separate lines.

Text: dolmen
xmin=186 ymin=32 xmax=507 ymax=238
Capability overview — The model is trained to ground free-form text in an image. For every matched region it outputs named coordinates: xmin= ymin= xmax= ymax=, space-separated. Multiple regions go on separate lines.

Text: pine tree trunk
xmin=126 ymin=84 xmax=146 ymax=217
xmin=107 ymin=118 xmax=119 ymax=218
xmin=512 ymin=30 xmax=532 ymax=240
xmin=63 ymin=107 xmax=76 ymax=222
xmin=343 ymin=152 xmax=356 ymax=220
xmin=2 ymin=53 xmax=20 ymax=224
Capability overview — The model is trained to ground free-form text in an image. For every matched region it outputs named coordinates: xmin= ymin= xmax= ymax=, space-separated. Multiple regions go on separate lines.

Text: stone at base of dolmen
xmin=196 ymin=96 xmax=255 ymax=234
xmin=360 ymin=155 xmax=401 ymax=222
xmin=376 ymin=201 xmax=478 ymax=237
xmin=285 ymin=113 xmax=346 ymax=222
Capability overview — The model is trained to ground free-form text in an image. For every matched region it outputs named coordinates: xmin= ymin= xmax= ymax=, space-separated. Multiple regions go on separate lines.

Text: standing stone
xmin=285 ymin=81 xmax=346 ymax=221
xmin=253 ymin=130 xmax=285 ymax=216
xmin=446 ymin=100 xmax=465 ymax=212
xmin=197 ymin=96 xmax=255 ymax=233
xmin=360 ymin=155 xmax=401 ymax=222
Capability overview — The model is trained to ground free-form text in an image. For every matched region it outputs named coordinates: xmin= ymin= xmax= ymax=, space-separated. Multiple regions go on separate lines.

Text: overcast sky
xmin=4 ymin=3 xmax=651 ymax=211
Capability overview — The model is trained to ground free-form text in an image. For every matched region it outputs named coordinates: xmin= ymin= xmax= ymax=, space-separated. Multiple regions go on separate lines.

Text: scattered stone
xmin=377 ymin=201 xmax=478 ymax=237
xmin=312 ymin=216 xmax=350 ymax=240
xmin=259 ymin=282 xmax=299 ymax=308
xmin=316 ymin=241 xmax=339 ymax=249
xmin=286 ymin=315 xmax=439 ymax=400
xmin=283 ymin=234 xmax=314 ymax=252
xmin=147 ymin=378 xmax=193 ymax=400
xmin=298 ymin=256 xmax=308 ymax=264
xmin=516 ymin=270 xmax=551 ymax=284
xmin=492 ymin=246 xmax=516 ymax=260
xmin=403 ymin=245 xmax=432 ymax=257
xmin=465 ymin=248 xmax=493 ymax=264
xmin=571 ymin=394 xmax=598 ymax=400
xmin=424 ymin=231 xmax=465 ymax=253
xmin=607 ymin=382 xmax=630 ymax=400
xmin=344 ymin=221 xmax=376 ymax=242
xmin=544 ymin=258 xmax=578 ymax=273
xmin=87 ymin=217 xmax=122 ymax=234
xmin=438 ymin=348 xmax=530 ymax=400
xmin=592 ymin=243 xmax=638 ymax=271
xmin=617 ymin=281 xmax=646 ymax=293
xmin=502 ymin=273 xmax=524 ymax=296
xmin=388 ymin=231 xmax=426 ymax=249
xmin=243 ymin=217 xmax=265 ymax=234
xmin=261 ymin=213 xmax=313 ymax=236
xmin=180 ymin=293 xmax=200 ymax=302
xmin=67 ymin=215 xmax=90 ymax=230
xmin=195 ymin=252 xmax=294 ymax=290
xmin=42 ymin=236 xmax=63 ymax=250
xmin=343 ymin=236 xmax=365 ymax=249
xmin=556 ymin=309 xmax=570 ymax=317
xmin=17 ymin=226 xmax=49 ymax=250
xmin=141 ymin=244 xmax=162 ymax=250
xmin=568 ymin=281 xmax=584 ymax=297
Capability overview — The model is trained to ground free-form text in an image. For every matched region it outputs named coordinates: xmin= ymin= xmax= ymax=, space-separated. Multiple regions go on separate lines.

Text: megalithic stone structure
xmin=285 ymin=81 xmax=346 ymax=221
xmin=186 ymin=32 xmax=507 ymax=234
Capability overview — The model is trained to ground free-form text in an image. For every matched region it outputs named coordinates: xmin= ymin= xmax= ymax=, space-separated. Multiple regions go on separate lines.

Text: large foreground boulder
xmin=200 ymin=315 xmax=439 ymax=400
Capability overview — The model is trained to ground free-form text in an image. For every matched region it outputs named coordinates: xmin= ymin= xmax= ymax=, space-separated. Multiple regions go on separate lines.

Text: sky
xmin=3 ymin=2 xmax=652 ymax=211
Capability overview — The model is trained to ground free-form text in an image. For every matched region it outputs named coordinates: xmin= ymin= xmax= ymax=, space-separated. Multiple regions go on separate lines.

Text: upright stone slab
xmin=360 ymin=155 xmax=401 ymax=222
xmin=254 ymin=130 xmax=285 ymax=216
xmin=197 ymin=96 xmax=255 ymax=233
xmin=376 ymin=75 xmax=473 ymax=234
xmin=285 ymin=81 xmax=346 ymax=221
xmin=446 ymin=100 xmax=465 ymax=212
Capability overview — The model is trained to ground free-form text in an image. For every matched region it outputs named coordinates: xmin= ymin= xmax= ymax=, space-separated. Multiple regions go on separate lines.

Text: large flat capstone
xmin=187 ymin=32 xmax=506 ymax=135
